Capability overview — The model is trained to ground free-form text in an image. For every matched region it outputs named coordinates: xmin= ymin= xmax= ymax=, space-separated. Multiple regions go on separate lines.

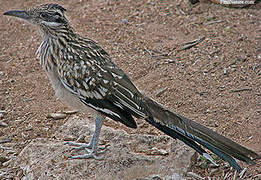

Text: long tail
xmin=143 ymin=96 xmax=260 ymax=171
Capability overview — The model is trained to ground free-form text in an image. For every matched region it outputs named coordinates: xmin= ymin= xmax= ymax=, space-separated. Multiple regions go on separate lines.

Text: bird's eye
xmin=40 ymin=12 xmax=49 ymax=19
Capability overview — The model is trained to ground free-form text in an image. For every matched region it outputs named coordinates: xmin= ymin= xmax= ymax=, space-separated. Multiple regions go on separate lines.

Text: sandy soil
xmin=0 ymin=0 xmax=260 ymax=179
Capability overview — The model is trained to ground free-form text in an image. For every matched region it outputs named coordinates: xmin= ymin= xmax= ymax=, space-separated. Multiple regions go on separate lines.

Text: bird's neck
xmin=39 ymin=24 xmax=75 ymax=41
xmin=36 ymin=25 xmax=76 ymax=71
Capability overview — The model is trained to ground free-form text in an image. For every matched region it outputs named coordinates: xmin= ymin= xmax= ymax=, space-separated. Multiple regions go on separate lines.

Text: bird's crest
xmin=30 ymin=4 xmax=66 ymax=13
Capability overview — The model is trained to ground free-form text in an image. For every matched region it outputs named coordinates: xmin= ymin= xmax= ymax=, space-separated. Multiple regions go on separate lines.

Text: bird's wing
xmin=57 ymin=39 xmax=146 ymax=127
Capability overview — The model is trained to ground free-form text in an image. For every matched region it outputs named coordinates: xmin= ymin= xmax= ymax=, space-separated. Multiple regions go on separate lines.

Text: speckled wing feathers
xmin=57 ymin=38 xmax=146 ymax=128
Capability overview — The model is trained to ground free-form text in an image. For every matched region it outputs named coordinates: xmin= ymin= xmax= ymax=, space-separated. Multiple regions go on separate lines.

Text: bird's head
xmin=4 ymin=4 xmax=68 ymax=30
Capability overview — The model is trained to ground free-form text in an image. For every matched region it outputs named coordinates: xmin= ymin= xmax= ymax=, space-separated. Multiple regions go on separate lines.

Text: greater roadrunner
xmin=4 ymin=4 xmax=260 ymax=171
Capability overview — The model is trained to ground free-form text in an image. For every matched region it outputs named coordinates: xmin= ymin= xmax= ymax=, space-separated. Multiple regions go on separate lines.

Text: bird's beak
xmin=3 ymin=10 xmax=31 ymax=21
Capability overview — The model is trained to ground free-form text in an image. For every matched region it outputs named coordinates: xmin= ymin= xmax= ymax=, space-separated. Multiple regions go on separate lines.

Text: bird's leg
xmin=66 ymin=113 xmax=106 ymax=160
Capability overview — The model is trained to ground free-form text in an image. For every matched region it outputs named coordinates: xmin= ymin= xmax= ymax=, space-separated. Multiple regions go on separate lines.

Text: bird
xmin=3 ymin=3 xmax=260 ymax=171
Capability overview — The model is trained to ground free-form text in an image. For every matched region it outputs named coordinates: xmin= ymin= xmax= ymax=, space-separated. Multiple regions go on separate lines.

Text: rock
xmin=47 ymin=113 xmax=67 ymax=120
xmin=148 ymin=147 xmax=169 ymax=156
xmin=12 ymin=116 xmax=194 ymax=179
xmin=0 ymin=121 xmax=8 ymax=127
xmin=63 ymin=110 xmax=78 ymax=115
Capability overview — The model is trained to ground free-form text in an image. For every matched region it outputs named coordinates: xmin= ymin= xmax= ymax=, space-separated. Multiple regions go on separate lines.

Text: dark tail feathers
xmin=143 ymin=96 xmax=260 ymax=171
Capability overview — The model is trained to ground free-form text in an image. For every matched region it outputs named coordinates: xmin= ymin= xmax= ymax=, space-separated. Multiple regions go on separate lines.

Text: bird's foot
xmin=65 ymin=141 xmax=107 ymax=160
xmin=68 ymin=150 xmax=105 ymax=160
xmin=65 ymin=141 xmax=106 ymax=151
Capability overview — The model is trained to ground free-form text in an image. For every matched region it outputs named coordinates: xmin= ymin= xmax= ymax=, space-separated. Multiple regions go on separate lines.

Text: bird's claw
xmin=68 ymin=151 xmax=105 ymax=160
xmin=65 ymin=141 xmax=91 ymax=151
xmin=65 ymin=141 xmax=106 ymax=151
xmin=65 ymin=141 xmax=107 ymax=160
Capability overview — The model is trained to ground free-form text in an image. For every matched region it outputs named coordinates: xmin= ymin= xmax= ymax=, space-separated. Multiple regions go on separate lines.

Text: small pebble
xmin=47 ymin=113 xmax=67 ymax=120
xmin=166 ymin=59 xmax=175 ymax=64
xmin=122 ymin=19 xmax=128 ymax=24
xmin=63 ymin=136 xmax=77 ymax=141
xmin=0 ymin=121 xmax=8 ymax=127
xmin=63 ymin=110 xmax=78 ymax=114
xmin=223 ymin=68 xmax=227 ymax=75
xmin=149 ymin=147 xmax=168 ymax=156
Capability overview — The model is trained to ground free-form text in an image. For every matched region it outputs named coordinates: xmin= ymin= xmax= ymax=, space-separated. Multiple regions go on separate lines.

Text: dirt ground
xmin=0 ymin=0 xmax=260 ymax=179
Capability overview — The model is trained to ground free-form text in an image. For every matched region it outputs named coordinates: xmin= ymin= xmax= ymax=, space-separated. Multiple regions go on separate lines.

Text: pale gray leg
xmin=65 ymin=113 xmax=106 ymax=160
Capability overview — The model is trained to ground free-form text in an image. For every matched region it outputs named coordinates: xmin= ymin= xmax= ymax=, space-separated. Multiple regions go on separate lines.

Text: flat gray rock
xmin=13 ymin=116 xmax=194 ymax=179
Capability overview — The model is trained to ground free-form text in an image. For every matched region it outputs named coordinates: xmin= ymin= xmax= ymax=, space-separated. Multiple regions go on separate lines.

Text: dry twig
xmin=178 ymin=37 xmax=205 ymax=51
xmin=205 ymin=20 xmax=224 ymax=25
xmin=230 ymin=88 xmax=252 ymax=93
